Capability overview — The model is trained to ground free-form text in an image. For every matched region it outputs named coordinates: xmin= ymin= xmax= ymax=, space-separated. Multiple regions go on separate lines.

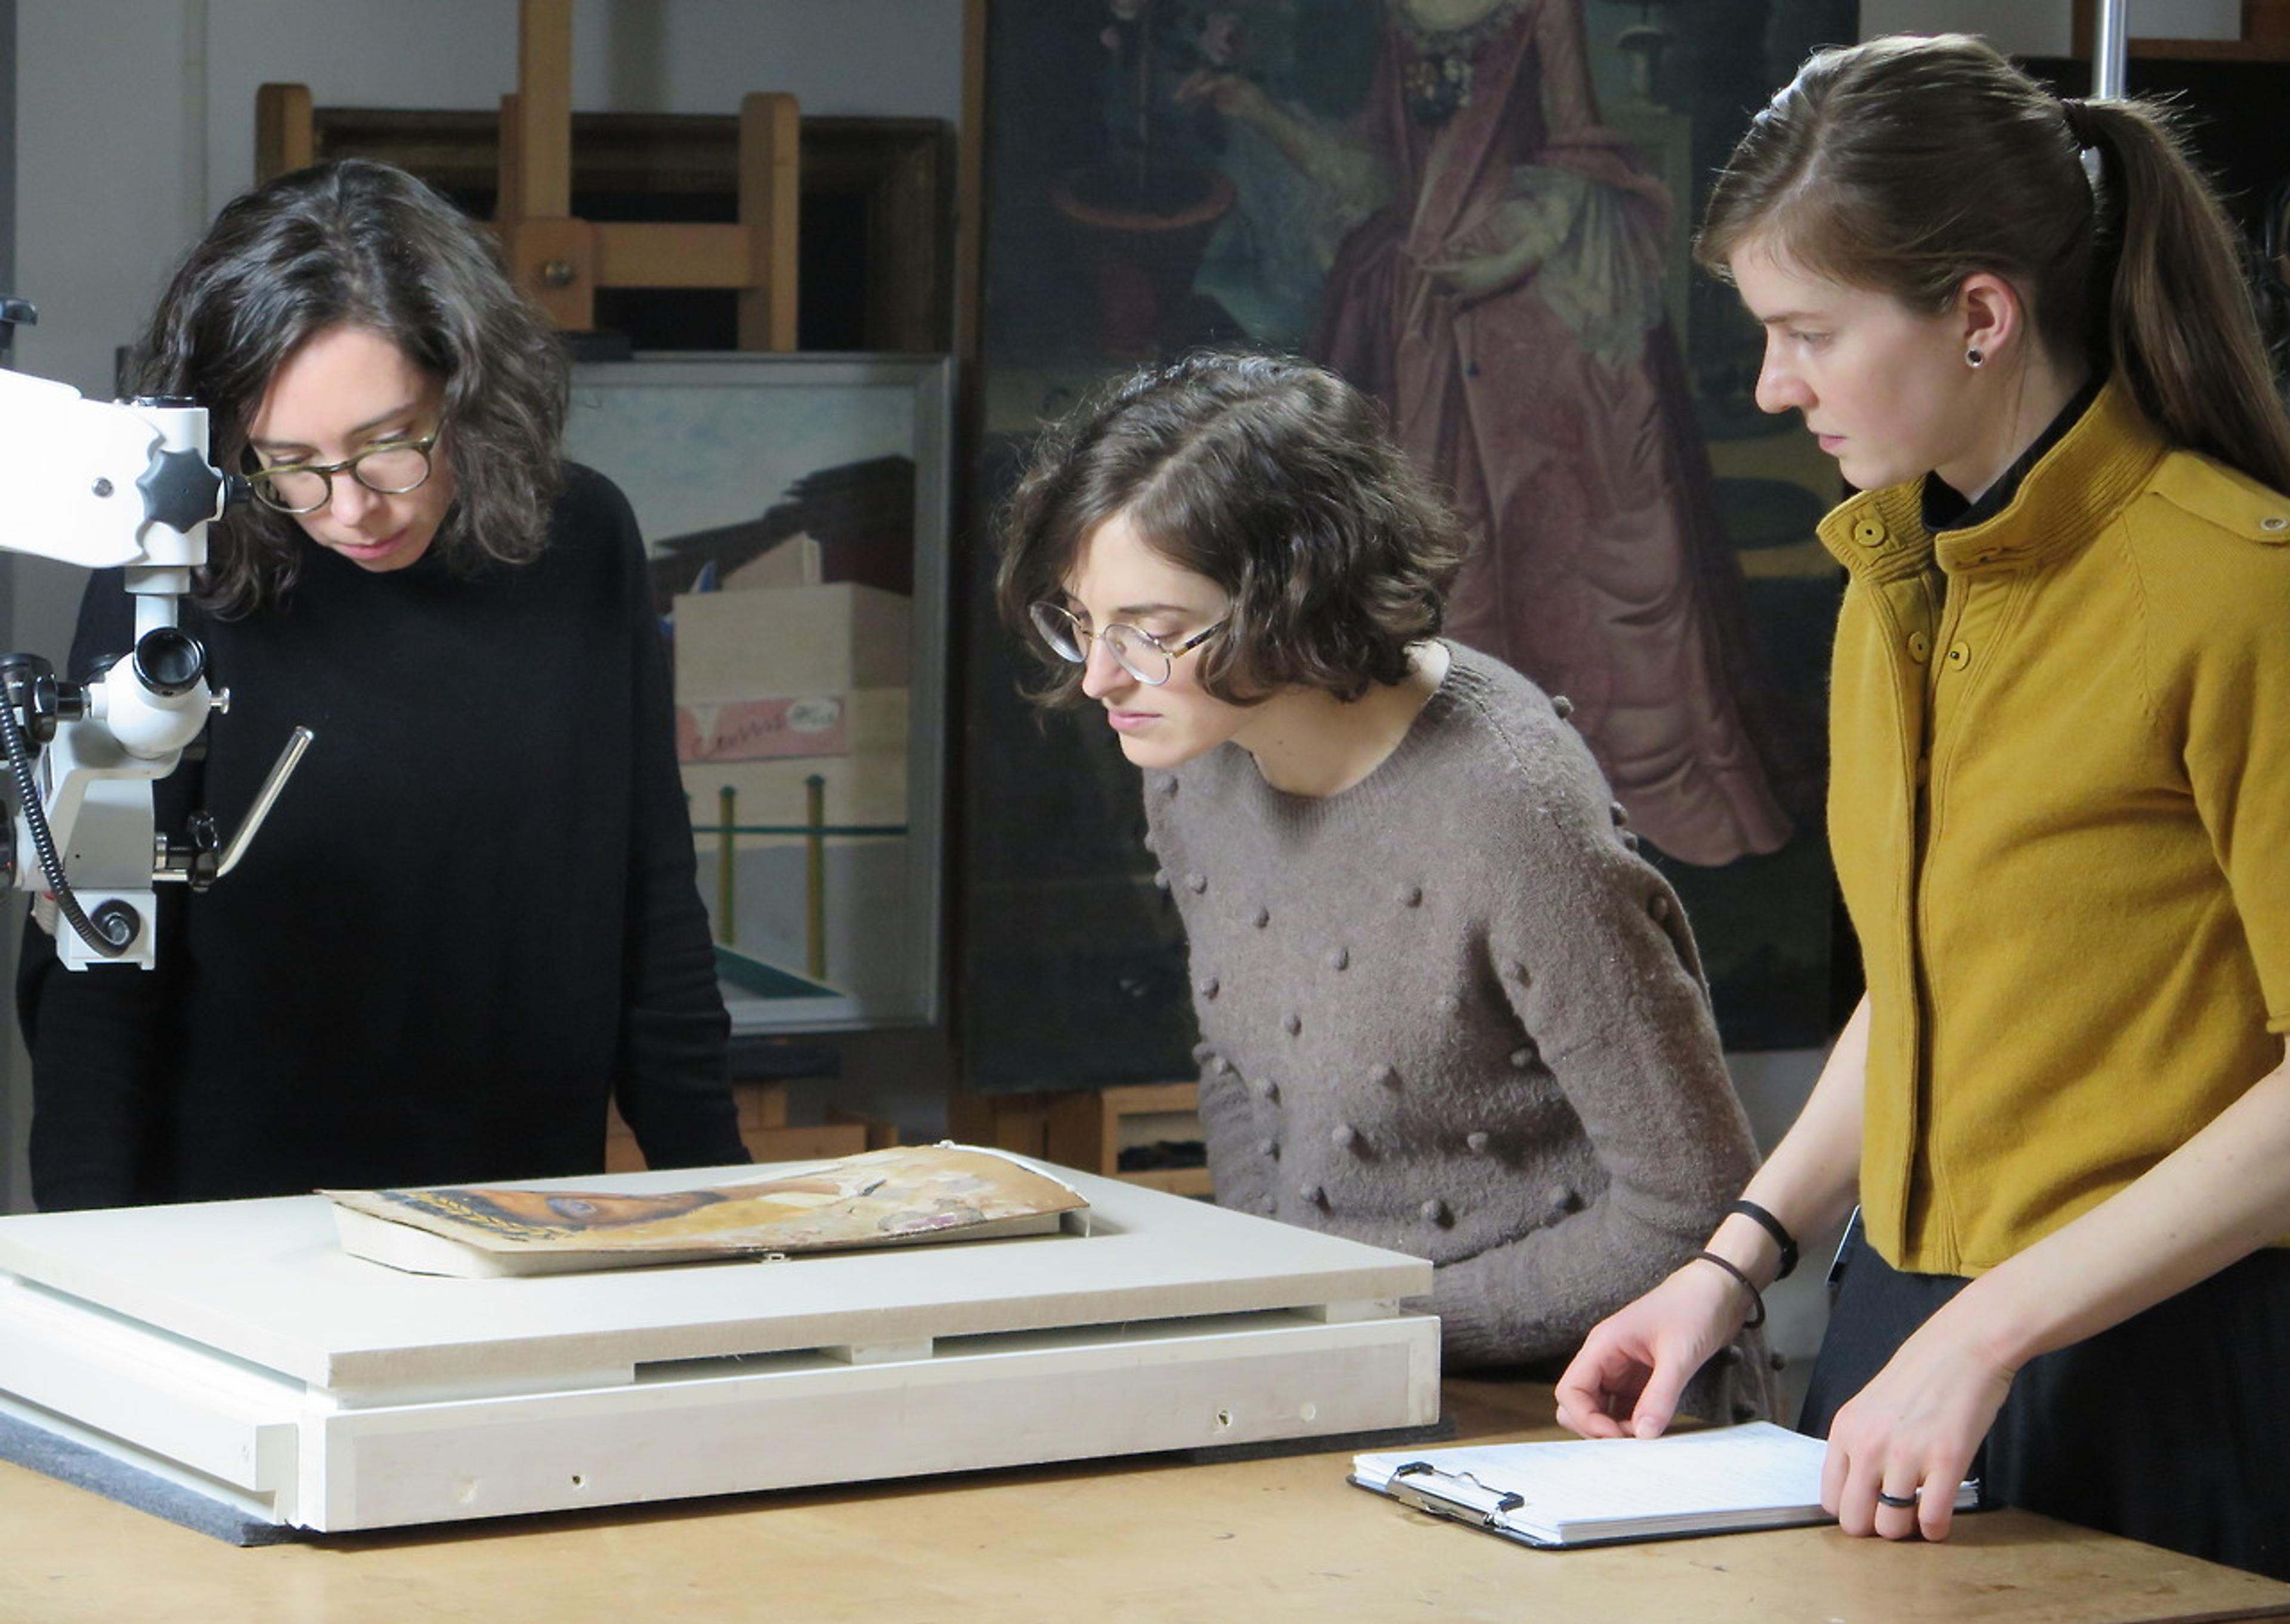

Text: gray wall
xmin=1859 ymin=0 xmax=2242 ymax=52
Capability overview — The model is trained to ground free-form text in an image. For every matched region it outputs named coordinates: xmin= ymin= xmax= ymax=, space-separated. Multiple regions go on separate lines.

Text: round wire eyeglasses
xmin=1029 ymin=601 xmax=1224 ymax=686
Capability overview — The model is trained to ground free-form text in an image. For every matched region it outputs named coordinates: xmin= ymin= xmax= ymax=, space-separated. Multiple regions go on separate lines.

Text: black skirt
xmin=1800 ymin=1217 xmax=2290 ymax=1580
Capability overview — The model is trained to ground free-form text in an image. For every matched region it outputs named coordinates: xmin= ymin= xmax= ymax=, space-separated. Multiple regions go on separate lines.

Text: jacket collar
xmin=1818 ymin=376 xmax=2169 ymax=583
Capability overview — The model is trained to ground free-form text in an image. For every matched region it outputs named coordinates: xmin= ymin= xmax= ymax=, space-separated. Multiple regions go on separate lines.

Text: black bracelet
xmin=1727 ymin=1198 xmax=1799 ymax=1281
xmin=1692 ymin=1250 xmax=1767 ymax=1329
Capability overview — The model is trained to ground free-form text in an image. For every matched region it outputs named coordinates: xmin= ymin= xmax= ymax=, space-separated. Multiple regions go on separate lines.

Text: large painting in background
xmin=964 ymin=0 xmax=1855 ymax=1090
xmin=565 ymin=356 xmax=953 ymax=1034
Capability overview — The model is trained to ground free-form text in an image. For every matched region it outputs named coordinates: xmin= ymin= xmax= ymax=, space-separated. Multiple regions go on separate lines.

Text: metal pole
xmin=2093 ymin=0 xmax=2128 ymax=100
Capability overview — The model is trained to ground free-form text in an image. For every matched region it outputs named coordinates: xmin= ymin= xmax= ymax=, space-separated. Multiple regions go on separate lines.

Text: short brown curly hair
xmin=995 ymin=352 xmax=1468 ymax=706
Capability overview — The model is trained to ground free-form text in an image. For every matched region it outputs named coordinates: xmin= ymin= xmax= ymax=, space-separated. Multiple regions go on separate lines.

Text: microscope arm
xmin=2 ymin=359 xmax=313 ymax=968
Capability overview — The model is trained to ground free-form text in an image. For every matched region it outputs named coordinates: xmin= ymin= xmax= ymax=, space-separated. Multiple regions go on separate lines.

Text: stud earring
xmin=1966 ymin=346 xmax=1986 ymax=368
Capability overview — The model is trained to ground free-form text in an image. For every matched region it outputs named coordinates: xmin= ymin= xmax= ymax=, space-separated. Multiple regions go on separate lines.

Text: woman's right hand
xmin=1553 ymin=1257 xmax=1752 ymax=1439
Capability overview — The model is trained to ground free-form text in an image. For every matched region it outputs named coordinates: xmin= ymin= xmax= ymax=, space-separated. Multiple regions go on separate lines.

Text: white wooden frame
xmin=0 ymin=1163 xmax=1437 ymax=1532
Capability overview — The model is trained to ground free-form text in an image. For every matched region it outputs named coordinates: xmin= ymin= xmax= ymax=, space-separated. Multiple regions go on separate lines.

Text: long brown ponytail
xmin=1698 ymin=33 xmax=2290 ymax=494
xmin=2079 ymin=97 xmax=2290 ymax=491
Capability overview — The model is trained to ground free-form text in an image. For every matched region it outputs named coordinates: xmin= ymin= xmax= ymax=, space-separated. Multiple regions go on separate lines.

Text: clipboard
xmin=1352 ymin=1422 xmax=1980 ymax=1549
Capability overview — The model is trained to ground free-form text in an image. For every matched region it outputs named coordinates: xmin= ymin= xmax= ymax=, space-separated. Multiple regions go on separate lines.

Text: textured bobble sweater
xmin=1146 ymin=643 xmax=1767 ymax=1392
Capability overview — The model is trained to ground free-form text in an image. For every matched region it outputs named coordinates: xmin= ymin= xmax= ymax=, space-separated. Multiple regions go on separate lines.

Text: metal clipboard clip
xmin=1385 ymin=1461 xmax=1524 ymax=1529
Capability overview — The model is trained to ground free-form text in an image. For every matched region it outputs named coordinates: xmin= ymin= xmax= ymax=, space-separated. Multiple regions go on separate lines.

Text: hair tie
xmin=2062 ymin=96 xmax=2097 ymax=153
xmin=1691 ymin=1250 xmax=1767 ymax=1329
xmin=1726 ymin=1198 xmax=1800 ymax=1280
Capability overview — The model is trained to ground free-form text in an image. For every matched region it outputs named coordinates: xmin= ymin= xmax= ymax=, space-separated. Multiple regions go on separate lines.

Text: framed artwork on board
xmin=564 ymin=354 xmax=954 ymax=1034
xmin=960 ymin=0 xmax=1858 ymax=1093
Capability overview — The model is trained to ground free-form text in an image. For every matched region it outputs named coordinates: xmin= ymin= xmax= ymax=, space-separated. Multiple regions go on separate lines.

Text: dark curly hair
xmin=995 ymin=352 xmax=1468 ymax=706
xmin=125 ymin=159 xmax=570 ymax=613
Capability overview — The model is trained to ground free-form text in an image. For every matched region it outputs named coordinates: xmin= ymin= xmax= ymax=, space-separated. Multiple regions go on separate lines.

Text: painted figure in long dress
xmin=1184 ymin=0 xmax=1795 ymax=864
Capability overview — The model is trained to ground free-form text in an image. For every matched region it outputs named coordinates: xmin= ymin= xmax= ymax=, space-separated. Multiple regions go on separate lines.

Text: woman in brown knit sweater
xmin=996 ymin=351 xmax=1772 ymax=1421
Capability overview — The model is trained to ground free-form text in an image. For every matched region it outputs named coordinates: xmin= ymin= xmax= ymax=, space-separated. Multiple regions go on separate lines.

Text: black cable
xmin=0 ymin=680 xmax=131 ymax=957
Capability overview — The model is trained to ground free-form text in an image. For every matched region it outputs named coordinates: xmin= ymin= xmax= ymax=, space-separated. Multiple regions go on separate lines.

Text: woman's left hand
xmin=1820 ymin=1309 xmax=2017 ymax=1543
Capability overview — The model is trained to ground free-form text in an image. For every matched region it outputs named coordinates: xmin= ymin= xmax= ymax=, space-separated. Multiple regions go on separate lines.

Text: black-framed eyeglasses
xmin=1029 ymin=600 xmax=1224 ymax=686
xmin=247 ymin=429 xmax=441 ymax=515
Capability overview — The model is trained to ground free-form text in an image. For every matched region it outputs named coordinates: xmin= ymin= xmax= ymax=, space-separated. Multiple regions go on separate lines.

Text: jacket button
xmin=1197 ymin=976 xmax=1219 ymax=1000
xmin=1648 ymin=893 xmax=1671 ymax=922
xmin=1946 ymin=641 xmax=1970 ymax=670
xmin=1283 ymin=1012 xmax=1302 ymax=1036
xmin=1186 ymin=872 xmax=1208 ymax=894
xmin=1371 ymin=1063 xmax=1400 ymax=1089
xmin=1254 ymin=1076 xmax=1279 ymax=1101
xmin=1466 ymin=1130 xmax=1493 ymax=1154
xmin=1259 ymin=1136 xmax=1279 ymax=1158
xmin=1907 ymin=630 xmax=1931 ymax=662
xmin=1332 ymin=1123 xmax=1359 ymax=1149
xmin=1252 ymin=906 xmax=1270 ymax=929
xmin=1551 ymin=694 xmax=1574 ymax=720
xmin=1420 ymin=1198 xmax=1452 ymax=1227
xmin=1853 ymin=518 xmax=1887 ymax=547
xmin=1328 ymin=946 xmax=1350 ymax=971
xmin=1299 ymin=1182 xmax=1325 ymax=1206
xmin=2263 ymin=515 xmax=2288 ymax=532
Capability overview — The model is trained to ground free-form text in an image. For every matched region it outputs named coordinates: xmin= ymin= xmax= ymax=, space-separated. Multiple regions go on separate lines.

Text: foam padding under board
xmin=0 ymin=1411 xmax=299 ymax=1546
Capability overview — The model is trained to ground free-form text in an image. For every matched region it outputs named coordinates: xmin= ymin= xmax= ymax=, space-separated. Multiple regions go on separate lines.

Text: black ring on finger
xmin=1876 ymin=1489 xmax=1919 ymax=1509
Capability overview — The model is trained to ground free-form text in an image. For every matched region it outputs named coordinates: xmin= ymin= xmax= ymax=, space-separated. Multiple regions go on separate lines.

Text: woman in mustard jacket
xmin=1555 ymin=35 xmax=2290 ymax=1579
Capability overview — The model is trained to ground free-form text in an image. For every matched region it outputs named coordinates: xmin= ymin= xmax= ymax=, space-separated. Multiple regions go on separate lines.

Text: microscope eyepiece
xmin=131 ymin=627 xmax=206 ymax=698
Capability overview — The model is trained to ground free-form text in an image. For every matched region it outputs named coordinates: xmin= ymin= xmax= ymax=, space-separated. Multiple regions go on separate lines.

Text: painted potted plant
xmin=1050 ymin=0 xmax=1245 ymax=357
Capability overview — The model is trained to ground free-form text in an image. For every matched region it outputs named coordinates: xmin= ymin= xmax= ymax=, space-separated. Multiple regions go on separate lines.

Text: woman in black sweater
xmin=16 ymin=160 xmax=746 ymax=1207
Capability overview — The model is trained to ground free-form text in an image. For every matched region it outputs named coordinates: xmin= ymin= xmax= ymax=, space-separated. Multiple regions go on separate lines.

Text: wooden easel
xmin=253 ymin=0 xmax=799 ymax=346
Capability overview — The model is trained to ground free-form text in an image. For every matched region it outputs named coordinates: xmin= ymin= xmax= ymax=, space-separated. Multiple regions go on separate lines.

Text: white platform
xmin=0 ymin=1161 xmax=1440 ymax=1531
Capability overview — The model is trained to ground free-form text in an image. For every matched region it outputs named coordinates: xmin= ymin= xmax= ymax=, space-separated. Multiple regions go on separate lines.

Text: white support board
xmin=0 ymin=1161 xmax=1440 ymax=1530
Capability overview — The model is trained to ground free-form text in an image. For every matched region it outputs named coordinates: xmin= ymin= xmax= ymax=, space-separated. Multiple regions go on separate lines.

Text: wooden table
xmin=0 ymin=1379 xmax=2282 ymax=1623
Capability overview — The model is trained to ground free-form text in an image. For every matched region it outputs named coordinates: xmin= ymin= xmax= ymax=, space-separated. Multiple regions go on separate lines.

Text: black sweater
xmin=17 ymin=464 xmax=747 ymax=1208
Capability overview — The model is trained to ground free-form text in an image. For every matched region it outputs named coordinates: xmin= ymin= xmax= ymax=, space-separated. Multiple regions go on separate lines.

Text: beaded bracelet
xmin=1692 ymin=1250 xmax=1767 ymax=1329
xmin=1726 ymin=1198 xmax=1800 ymax=1281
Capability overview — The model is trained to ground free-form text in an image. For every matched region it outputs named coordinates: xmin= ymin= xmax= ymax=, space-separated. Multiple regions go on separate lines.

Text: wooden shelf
xmin=1117 ymin=1166 xmax=1216 ymax=1198
xmin=950 ymin=1082 xmax=1211 ymax=1196
xmin=605 ymin=1081 xmax=895 ymax=1171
